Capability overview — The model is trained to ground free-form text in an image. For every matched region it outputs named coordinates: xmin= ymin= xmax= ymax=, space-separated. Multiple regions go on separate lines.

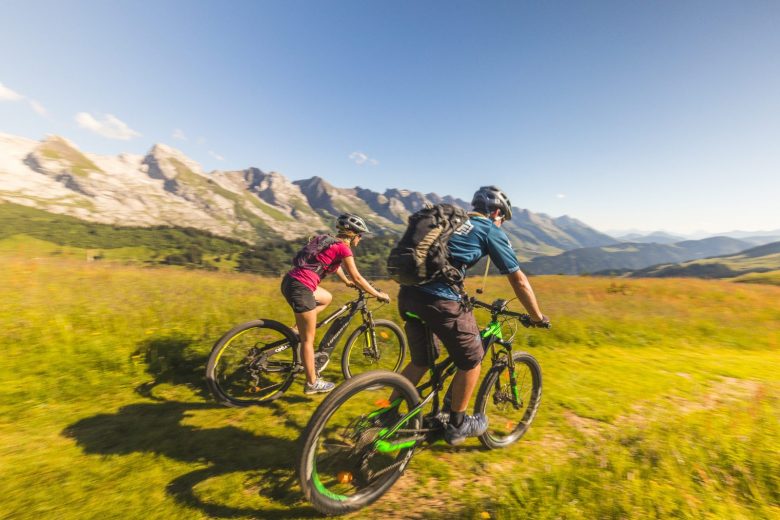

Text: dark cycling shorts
xmin=281 ymin=274 xmax=317 ymax=313
xmin=397 ymin=285 xmax=484 ymax=371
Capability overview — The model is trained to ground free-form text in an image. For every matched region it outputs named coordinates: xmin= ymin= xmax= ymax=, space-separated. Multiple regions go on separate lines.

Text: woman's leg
xmin=294 ymin=309 xmax=319 ymax=385
xmin=312 ymin=286 xmax=332 ymax=314
xmin=296 ymin=286 xmax=333 ymax=384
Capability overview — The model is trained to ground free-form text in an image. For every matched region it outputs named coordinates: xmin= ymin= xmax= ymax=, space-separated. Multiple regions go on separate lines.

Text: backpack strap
xmin=300 ymin=234 xmax=341 ymax=276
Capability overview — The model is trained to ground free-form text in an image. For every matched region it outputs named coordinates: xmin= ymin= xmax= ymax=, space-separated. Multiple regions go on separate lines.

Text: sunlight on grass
xmin=1 ymin=255 xmax=778 ymax=518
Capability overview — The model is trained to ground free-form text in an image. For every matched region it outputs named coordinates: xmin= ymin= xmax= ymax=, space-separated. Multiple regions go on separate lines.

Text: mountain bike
xmin=206 ymin=286 xmax=406 ymax=407
xmin=296 ymin=297 xmax=548 ymax=515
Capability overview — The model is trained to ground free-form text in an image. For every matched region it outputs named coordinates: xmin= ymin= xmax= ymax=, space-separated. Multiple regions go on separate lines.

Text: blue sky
xmin=1 ymin=0 xmax=778 ymax=234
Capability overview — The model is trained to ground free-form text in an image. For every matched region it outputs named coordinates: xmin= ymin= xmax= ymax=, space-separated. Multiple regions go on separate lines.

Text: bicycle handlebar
xmin=470 ymin=298 xmax=551 ymax=329
xmin=351 ymin=284 xmax=390 ymax=303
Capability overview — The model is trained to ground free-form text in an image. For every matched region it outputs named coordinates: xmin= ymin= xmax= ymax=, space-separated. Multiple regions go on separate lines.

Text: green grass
xmin=0 ymin=234 xmax=159 ymax=262
xmin=0 ymin=234 xmax=243 ymax=270
xmin=0 ymin=202 xmax=250 ymax=271
xmin=0 ymin=257 xmax=778 ymax=519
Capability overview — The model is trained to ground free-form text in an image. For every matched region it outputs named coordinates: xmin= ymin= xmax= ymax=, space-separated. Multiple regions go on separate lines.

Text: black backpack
xmin=387 ymin=204 xmax=469 ymax=286
xmin=292 ymin=234 xmax=341 ymax=276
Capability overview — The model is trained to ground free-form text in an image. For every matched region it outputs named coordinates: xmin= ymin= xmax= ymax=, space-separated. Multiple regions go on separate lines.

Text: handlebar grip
xmin=502 ymin=309 xmax=528 ymax=320
xmin=503 ymin=310 xmax=534 ymax=328
xmin=529 ymin=318 xmax=551 ymax=329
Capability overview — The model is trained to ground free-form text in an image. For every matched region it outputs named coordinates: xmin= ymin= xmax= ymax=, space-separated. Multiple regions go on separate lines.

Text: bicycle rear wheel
xmin=475 ymin=351 xmax=542 ymax=449
xmin=206 ymin=320 xmax=298 ymax=406
xmin=341 ymin=320 xmax=406 ymax=379
xmin=298 ymin=371 xmax=421 ymax=515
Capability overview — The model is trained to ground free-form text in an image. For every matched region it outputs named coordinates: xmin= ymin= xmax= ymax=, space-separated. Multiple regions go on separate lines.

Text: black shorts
xmin=397 ymin=285 xmax=484 ymax=371
xmin=281 ymin=274 xmax=317 ymax=313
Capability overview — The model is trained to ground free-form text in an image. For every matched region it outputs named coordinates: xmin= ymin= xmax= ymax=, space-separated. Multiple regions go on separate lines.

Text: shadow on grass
xmin=62 ymin=400 xmax=318 ymax=519
xmin=61 ymin=335 xmax=320 ymax=518
xmin=132 ymin=334 xmax=211 ymax=401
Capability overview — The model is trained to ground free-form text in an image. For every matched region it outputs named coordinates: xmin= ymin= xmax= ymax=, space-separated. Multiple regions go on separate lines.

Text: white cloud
xmin=172 ymin=128 xmax=187 ymax=141
xmin=75 ymin=112 xmax=141 ymax=140
xmin=349 ymin=151 xmax=379 ymax=166
xmin=0 ymin=82 xmax=46 ymax=117
xmin=0 ymin=82 xmax=23 ymax=101
xmin=208 ymin=150 xmax=225 ymax=161
xmin=556 ymin=193 xmax=566 ymax=199
xmin=29 ymin=99 xmax=46 ymax=116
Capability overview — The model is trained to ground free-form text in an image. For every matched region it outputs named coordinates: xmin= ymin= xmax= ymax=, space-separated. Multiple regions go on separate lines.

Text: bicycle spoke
xmin=306 ymin=379 xmax=418 ymax=505
xmin=209 ymin=324 xmax=296 ymax=404
xmin=477 ymin=354 xmax=542 ymax=448
xmin=345 ymin=323 xmax=405 ymax=377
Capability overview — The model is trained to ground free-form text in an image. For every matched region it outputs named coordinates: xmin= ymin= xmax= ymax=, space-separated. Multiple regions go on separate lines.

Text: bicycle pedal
xmin=423 ymin=412 xmax=449 ymax=430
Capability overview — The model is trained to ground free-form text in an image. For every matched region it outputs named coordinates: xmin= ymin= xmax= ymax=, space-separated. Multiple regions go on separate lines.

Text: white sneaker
xmin=304 ymin=378 xmax=335 ymax=395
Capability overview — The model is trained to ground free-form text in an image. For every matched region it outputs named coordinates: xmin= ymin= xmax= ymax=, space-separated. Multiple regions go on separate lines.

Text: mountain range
xmin=612 ymin=229 xmax=780 ymax=246
xmin=627 ymin=241 xmax=780 ymax=279
xmin=519 ymin=237 xmax=756 ymax=275
xmin=0 ymin=133 xmax=615 ymax=259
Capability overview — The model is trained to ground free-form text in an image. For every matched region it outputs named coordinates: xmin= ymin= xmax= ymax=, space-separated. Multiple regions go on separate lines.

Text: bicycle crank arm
xmin=374 ymin=435 xmax=424 ymax=453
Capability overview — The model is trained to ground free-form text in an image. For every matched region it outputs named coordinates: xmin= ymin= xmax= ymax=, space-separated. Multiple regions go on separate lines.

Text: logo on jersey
xmin=453 ymin=219 xmax=474 ymax=236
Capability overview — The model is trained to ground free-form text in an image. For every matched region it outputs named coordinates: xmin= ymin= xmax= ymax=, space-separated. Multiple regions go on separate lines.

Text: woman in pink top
xmin=281 ymin=213 xmax=391 ymax=394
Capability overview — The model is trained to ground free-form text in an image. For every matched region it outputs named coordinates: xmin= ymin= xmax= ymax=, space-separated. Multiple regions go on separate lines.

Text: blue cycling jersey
xmin=418 ymin=214 xmax=520 ymax=301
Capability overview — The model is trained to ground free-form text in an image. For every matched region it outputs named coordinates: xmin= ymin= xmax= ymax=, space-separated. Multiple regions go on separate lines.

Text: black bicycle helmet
xmin=336 ymin=213 xmax=370 ymax=234
xmin=471 ymin=185 xmax=513 ymax=221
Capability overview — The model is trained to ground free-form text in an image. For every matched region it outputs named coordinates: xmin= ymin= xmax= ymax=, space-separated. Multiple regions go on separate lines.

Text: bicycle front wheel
xmin=341 ymin=320 xmax=406 ymax=379
xmin=475 ymin=351 xmax=542 ymax=449
xmin=298 ymin=371 xmax=421 ymax=516
xmin=206 ymin=320 xmax=298 ymax=406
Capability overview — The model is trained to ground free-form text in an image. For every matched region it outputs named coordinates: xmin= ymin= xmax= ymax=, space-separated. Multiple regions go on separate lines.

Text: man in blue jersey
xmin=396 ymin=186 xmax=549 ymax=445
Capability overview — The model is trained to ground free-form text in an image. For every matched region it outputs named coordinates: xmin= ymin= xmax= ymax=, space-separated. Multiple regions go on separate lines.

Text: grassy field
xmin=735 ymin=270 xmax=780 ymax=286
xmin=1 ymin=254 xmax=778 ymax=519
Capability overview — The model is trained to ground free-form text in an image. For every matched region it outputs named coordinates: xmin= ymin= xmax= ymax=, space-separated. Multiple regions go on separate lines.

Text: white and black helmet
xmin=337 ymin=213 xmax=370 ymax=234
xmin=471 ymin=185 xmax=513 ymax=221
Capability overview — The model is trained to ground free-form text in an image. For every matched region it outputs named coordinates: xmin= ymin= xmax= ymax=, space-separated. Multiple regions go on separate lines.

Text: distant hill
xmin=711 ymin=229 xmax=780 ymax=240
xmin=520 ymin=237 xmax=753 ymax=275
xmin=616 ymin=231 xmax=686 ymax=244
xmin=739 ymin=235 xmax=780 ymax=247
xmin=611 ymin=229 xmax=780 ymax=246
xmin=0 ymin=132 xmax=613 ymax=258
xmin=628 ymin=241 xmax=780 ymax=280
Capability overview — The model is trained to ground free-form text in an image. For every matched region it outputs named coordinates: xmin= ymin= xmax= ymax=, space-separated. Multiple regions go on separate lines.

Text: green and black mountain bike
xmin=206 ymin=286 xmax=406 ymax=406
xmin=297 ymin=297 xmax=548 ymax=515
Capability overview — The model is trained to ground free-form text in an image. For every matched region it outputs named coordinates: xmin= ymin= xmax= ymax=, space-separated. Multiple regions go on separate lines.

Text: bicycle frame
xmin=372 ymin=302 xmax=522 ymax=452
xmin=315 ymin=291 xmax=376 ymax=357
xmin=252 ymin=290 xmax=377 ymax=368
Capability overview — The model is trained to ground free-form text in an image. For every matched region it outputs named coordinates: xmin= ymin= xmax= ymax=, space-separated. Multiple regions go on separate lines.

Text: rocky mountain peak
xmin=143 ymin=143 xmax=203 ymax=181
xmin=0 ymin=132 xmax=617 ymax=253
xmin=294 ymin=176 xmax=333 ymax=194
xmin=40 ymin=134 xmax=80 ymax=149
xmin=293 ymin=176 xmax=339 ymax=214
xmin=25 ymin=134 xmax=102 ymax=189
